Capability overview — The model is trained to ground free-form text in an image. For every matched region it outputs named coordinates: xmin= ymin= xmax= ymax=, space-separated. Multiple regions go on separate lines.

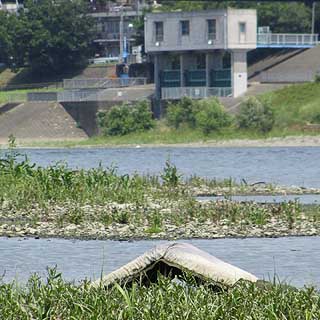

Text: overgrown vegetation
xmin=265 ymin=83 xmax=320 ymax=128
xmin=237 ymin=96 xmax=275 ymax=133
xmin=167 ymin=97 xmax=232 ymax=134
xmin=0 ymin=0 xmax=94 ymax=75
xmin=0 ymin=269 xmax=319 ymax=319
xmin=0 ymin=146 xmax=319 ymax=234
xmin=157 ymin=1 xmax=314 ymax=34
xmin=97 ymin=101 xmax=155 ymax=136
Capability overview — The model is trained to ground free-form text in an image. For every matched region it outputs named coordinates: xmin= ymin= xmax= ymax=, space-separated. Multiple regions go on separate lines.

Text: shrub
xmin=237 ymin=96 xmax=275 ymax=133
xmin=166 ymin=97 xmax=198 ymax=129
xmin=314 ymin=72 xmax=320 ymax=83
xmin=166 ymin=97 xmax=231 ymax=134
xmin=195 ymin=98 xmax=232 ymax=134
xmin=97 ymin=101 xmax=154 ymax=136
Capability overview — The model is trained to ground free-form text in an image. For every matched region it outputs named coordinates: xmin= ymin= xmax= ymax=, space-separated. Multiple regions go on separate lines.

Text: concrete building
xmin=89 ymin=0 xmax=150 ymax=62
xmin=0 ymin=0 xmax=23 ymax=13
xmin=145 ymin=9 xmax=257 ymax=99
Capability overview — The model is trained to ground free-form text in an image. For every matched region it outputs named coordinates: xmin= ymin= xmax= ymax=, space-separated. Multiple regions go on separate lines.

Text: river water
xmin=197 ymin=194 xmax=320 ymax=204
xmin=0 ymin=237 xmax=319 ymax=288
xmin=1 ymin=147 xmax=319 ymax=286
xmin=16 ymin=146 xmax=320 ymax=187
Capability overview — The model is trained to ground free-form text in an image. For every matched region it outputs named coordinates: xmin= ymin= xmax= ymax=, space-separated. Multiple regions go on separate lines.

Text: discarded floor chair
xmin=95 ymin=242 xmax=258 ymax=288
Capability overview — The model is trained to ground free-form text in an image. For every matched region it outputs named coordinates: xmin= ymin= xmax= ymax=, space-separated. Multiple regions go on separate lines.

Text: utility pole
xmin=312 ymin=1 xmax=316 ymax=34
xmin=119 ymin=6 xmax=124 ymax=63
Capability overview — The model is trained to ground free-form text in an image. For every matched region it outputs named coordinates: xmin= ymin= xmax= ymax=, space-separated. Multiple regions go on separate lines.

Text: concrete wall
xmin=145 ymin=9 xmax=257 ymax=53
xmin=232 ymin=50 xmax=248 ymax=97
xmin=145 ymin=10 xmax=227 ymax=52
xmin=227 ymin=8 xmax=257 ymax=50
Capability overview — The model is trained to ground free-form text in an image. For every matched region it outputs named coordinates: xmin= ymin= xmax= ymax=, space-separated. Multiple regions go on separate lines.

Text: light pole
xmin=312 ymin=1 xmax=316 ymax=34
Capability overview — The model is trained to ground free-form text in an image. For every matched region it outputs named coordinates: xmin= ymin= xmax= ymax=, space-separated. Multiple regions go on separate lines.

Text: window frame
xmin=180 ymin=20 xmax=190 ymax=36
xmin=239 ymin=22 xmax=246 ymax=34
xmin=154 ymin=21 xmax=164 ymax=42
xmin=239 ymin=22 xmax=247 ymax=43
xmin=207 ymin=19 xmax=217 ymax=41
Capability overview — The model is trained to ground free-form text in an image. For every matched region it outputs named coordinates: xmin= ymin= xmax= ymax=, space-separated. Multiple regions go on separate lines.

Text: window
xmin=180 ymin=20 xmax=190 ymax=36
xmin=154 ymin=21 xmax=163 ymax=42
xmin=207 ymin=19 xmax=216 ymax=40
xmin=239 ymin=22 xmax=246 ymax=43
xmin=196 ymin=53 xmax=206 ymax=69
xmin=239 ymin=22 xmax=246 ymax=33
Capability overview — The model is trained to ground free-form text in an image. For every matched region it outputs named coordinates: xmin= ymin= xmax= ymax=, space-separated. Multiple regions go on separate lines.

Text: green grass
xmin=1 ymin=82 xmax=320 ymax=148
xmin=263 ymin=82 xmax=320 ymax=128
xmin=0 ymin=88 xmax=63 ymax=104
xmin=0 ymin=269 xmax=319 ymax=319
xmin=0 ymin=149 xmax=319 ymax=230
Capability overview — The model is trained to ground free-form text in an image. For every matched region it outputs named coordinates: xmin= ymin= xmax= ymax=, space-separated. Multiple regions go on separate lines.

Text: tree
xmin=156 ymin=1 xmax=312 ymax=33
xmin=8 ymin=0 xmax=95 ymax=74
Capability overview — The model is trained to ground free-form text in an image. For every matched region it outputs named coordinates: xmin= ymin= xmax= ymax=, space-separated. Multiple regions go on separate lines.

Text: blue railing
xmin=185 ymin=69 xmax=206 ymax=87
xmin=210 ymin=69 xmax=231 ymax=88
xmin=257 ymin=33 xmax=318 ymax=48
xmin=160 ymin=70 xmax=180 ymax=88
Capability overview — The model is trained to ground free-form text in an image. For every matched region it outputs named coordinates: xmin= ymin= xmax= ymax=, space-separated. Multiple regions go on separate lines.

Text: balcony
xmin=161 ymin=87 xmax=232 ymax=99
xmin=257 ymin=33 xmax=318 ymax=48
xmin=160 ymin=69 xmax=231 ymax=89
xmin=94 ymin=32 xmax=135 ymax=43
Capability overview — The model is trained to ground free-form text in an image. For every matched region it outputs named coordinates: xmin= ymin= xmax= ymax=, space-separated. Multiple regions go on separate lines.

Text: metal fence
xmin=63 ymin=77 xmax=147 ymax=89
xmin=257 ymin=33 xmax=318 ymax=47
xmin=260 ymin=70 xmax=316 ymax=83
xmin=161 ymin=87 xmax=232 ymax=100
xmin=57 ymin=89 xmax=102 ymax=102
xmin=28 ymin=92 xmax=58 ymax=101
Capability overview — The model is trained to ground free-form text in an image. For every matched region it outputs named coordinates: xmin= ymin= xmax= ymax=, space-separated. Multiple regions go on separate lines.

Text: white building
xmin=144 ymin=8 xmax=257 ymax=99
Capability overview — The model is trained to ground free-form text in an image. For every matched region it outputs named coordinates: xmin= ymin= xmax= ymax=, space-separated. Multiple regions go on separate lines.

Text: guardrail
xmin=257 ymin=33 xmax=318 ymax=47
xmin=27 ymin=92 xmax=58 ymax=102
xmin=63 ymin=77 xmax=147 ymax=89
xmin=161 ymin=87 xmax=232 ymax=100
xmin=57 ymin=89 xmax=102 ymax=102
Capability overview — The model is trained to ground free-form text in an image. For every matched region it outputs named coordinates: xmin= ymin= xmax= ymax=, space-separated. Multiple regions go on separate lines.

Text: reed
xmin=0 ymin=268 xmax=319 ymax=319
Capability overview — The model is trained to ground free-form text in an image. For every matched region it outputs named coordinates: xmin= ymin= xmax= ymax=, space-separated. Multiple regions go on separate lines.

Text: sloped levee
xmin=250 ymin=46 xmax=320 ymax=83
xmin=94 ymin=243 xmax=258 ymax=288
xmin=0 ymin=102 xmax=88 ymax=142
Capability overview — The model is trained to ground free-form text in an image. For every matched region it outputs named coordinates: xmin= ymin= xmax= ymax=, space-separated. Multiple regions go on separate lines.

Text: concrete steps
xmin=0 ymin=102 xmax=88 ymax=141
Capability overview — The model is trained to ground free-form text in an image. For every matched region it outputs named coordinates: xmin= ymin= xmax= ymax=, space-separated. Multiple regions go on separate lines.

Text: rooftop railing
xmin=161 ymin=87 xmax=232 ymax=100
xmin=257 ymin=33 xmax=318 ymax=48
xmin=63 ymin=77 xmax=147 ymax=89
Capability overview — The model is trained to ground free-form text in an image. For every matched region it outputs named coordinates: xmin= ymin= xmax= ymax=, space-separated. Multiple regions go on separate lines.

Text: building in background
xmin=145 ymin=9 xmax=257 ymax=99
xmin=0 ymin=0 xmax=23 ymax=13
xmin=89 ymin=0 xmax=150 ymax=63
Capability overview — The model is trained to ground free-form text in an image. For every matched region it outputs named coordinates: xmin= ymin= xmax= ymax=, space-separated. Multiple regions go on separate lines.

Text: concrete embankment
xmin=0 ymin=102 xmax=88 ymax=141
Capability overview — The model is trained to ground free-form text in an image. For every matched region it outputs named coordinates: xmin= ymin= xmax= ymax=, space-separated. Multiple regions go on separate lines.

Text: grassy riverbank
xmin=1 ymin=270 xmax=319 ymax=319
xmin=0 ymin=83 xmax=320 ymax=147
xmin=0 ymin=149 xmax=319 ymax=239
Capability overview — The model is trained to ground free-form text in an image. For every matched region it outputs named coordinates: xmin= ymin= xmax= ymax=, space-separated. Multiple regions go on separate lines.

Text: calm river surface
xmin=17 ymin=146 xmax=320 ymax=187
xmin=1 ymin=147 xmax=319 ymax=287
xmin=0 ymin=237 xmax=319 ymax=288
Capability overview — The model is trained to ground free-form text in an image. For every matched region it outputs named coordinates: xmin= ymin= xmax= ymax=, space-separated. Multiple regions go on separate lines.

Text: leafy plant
xmin=166 ymin=97 xmax=198 ymax=129
xmin=98 ymin=101 xmax=154 ymax=136
xmin=195 ymin=98 xmax=232 ymax=134
xmin=237 ymin=96 xmax=275 ymax=133
xmin=161 ymin=160 xmax=181 ymax=187
xmin=166 ymin=97 xmax=231 ymax=134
